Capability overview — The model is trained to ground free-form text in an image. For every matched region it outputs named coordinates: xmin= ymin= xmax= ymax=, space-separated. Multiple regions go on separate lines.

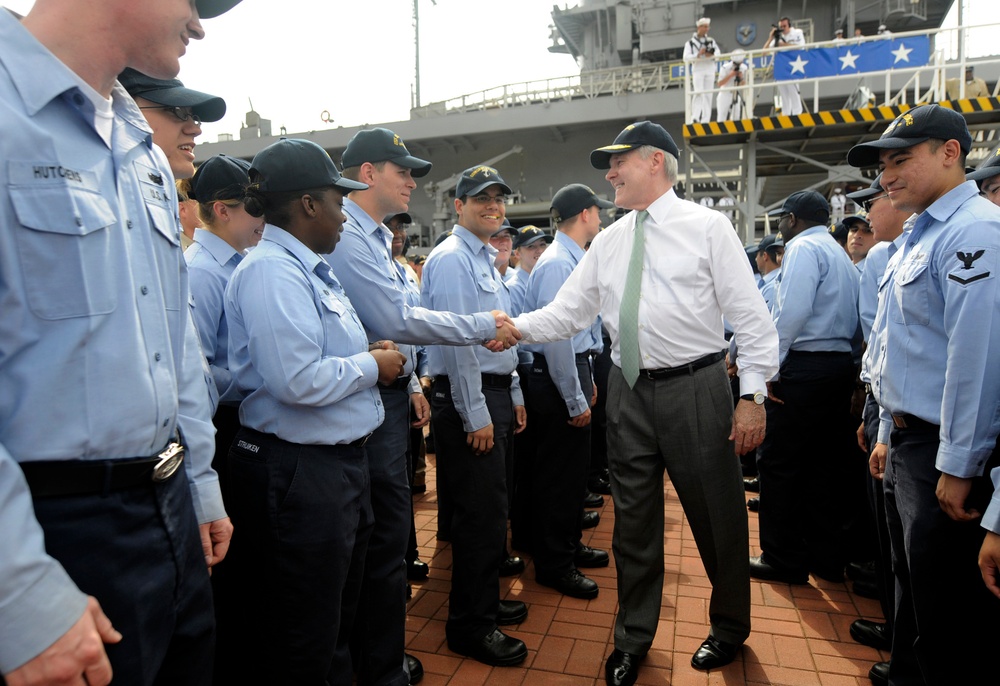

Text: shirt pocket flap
xmin=11 ymin=185 xmax=116 ymax=236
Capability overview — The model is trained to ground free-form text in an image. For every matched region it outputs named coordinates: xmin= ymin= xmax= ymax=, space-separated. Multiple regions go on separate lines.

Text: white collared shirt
xmin=515 ymin=188 xmax=778 ymax=396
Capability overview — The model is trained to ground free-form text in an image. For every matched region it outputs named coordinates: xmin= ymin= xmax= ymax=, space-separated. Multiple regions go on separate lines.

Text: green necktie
xmin=619 ymin=209 xmax=648 ymax=389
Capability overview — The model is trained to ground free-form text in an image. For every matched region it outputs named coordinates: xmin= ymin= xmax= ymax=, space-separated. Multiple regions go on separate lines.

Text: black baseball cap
xmin=189 ymin=154 xmax=251 ymax=202
xmin=119 ymin=69 xmax=227 ymax=123
xmin=249 ymin=139 xmax=369 ymax=194
xmin=967 ymin=145 xmax=1000 ymax=184
xmin=842 ymin=213 xmax=870 ymax=228
xmin=590 ymin=121 xmax=680 ymax=169
xmin=196 ymin=0 xmax=244 ymax=18
xmin=491 ymin=218 xmax=518 ymax=239
xmin=550 ymin=183 xmax=616 ymax=222
xmin=514 ymin=225 xmax=553 ymax=249
xmin=758 ymin=233 xmax=784 ymax=254
xmin=456 ymin=166 xmax=512 ymax=198
xmin=386 ymin=212 xmax=413 ymax=226
xmin=847 ymin=104 xmax=972 ymax=168
xmin=341 ymin=128 xmax=432 ymax=177
xmin=767 ymin=190 xmax=831 ymax=225
xmin=829 ymin=222 xmax=849 ymax=243
xmin=433 ymin=230 xmax=453 ymax=247
xmin=846 ymin=174 xmax=885 ymax=203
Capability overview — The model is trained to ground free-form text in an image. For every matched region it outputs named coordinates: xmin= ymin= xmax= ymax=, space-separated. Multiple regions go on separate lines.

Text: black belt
xmin=530 ymin=352 xmax=592 ymax=372
xmin=891 ymin=413 xmax=939 ymax=432
xmin=639 ymin=351 xmax=726 ymax=381
xmin=380 ymin=376 xmax=411 ymax=392
xmin=20 ymin=442 xmax=186 ymax=498
xmin=434 ymin=373 xmax=512 ymax=391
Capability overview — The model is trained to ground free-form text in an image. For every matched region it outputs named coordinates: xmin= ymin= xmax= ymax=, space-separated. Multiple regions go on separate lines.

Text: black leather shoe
xmin=498 ymin=555 xmax=525 ymax=577
xmin=605 ymin=649 xmax=642 ymax=686
xmin=581 ymin=510 xmax=600 ymax=529
xmin=850 ymin=619 xmax=891 ymax=651
xmin=448 ymin=628 xmax=527 ymax=666
xmin=537 ymin=568 xmax=599 ymax=599
xmin=691 ymin=636 xmax=740 ymax=670
xmin=589 ymin=470 xmax=612 ymax=495
xmin=868 ymin=661 xmax=889 ymax=686
xmin=407 ymin=558 xmax=429 ymax=581
xmin=575 ymin=544 xmax=610 ymax=568
xmin=744 ymin=477 xmax=760 ymax=493
xmin=749 ymin=555 xmax=808 ymax=584
xmin=406 ymin=653 xmax=423 ymax=685
xmin=853 ymin=578 xmax=880 ymax=599
xmin=497 ymin=599 xmax=528 ymax=625
xmin=847 ymin=560 xmax=877 ymax=582
xmin=583 ymin=490 xmax=605 ymax=508
xmin=746 ymin=496 xmax=759 ymax=512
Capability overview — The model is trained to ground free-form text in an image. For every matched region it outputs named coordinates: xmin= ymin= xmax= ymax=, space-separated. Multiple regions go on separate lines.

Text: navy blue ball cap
xmin=196 ymin=0 xmax=243 ymax=19
xmin=249 ymin=138 xmax=368 ymax=194
xmin=514 ymin=225 xmax=553 ymax=249
xmin=119 ymin=68 xmax=226 ymax=123
xmin=456 ymin=165 xmax=512 ymax=199
xmin=491 ymin=217 xmax=518 ymax=239
xmin=551 ymin=183 xmax=616 ymax=222
xmin=189 ymin=154 xmax=251 ymax=202
xmin=768 ymin=190 xmax=831 ymax=225
xmin=846 ymin=174 xmax=885 ymax=203
xmin=758 ymin=233 xmax=783 ymax=253
xmin=341 ymin=128 xmax=432 ymax=178
xmin=590 ymin=121 xmax=680 ymax=169
xmin=847 ymin=104 xmax=972 ymax=168
xmin=967 ymin=144 xmax=1000 ymax=184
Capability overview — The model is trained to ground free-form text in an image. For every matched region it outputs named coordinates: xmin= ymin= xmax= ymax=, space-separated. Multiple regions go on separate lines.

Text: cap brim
xmin=196 ymin=0 xmax=243 ymax=19
xmin=465 ymin=181 xmax=513 ymax=197
xmin=393 ymin=155 xmax=433 ymax=178
xmin=518 ymin=236 xmax=553 ymax=248
xmin=967 ymin=164 xmax=1000 ymax=182
xmin=590 ymin=144 xmax=638 ymax=170
xmin=594 ymin=197 xmax=616 ymax=209
xmin=491 ymin=228 xmax=518 ymax=237
xmin=847 ymin=136 xmax=928 ymax=167
xmin=334 ymin=178 xmax=369 ymax=193
xmin=843 ymin=214 xmax=869 ymax=224
xmin=846 ymin=187 xmax=882 ymax=202
xmin=766 ymin=207 xmax=787 ymax=218
xmin=138 ymin=85 xmax=227 ymax=122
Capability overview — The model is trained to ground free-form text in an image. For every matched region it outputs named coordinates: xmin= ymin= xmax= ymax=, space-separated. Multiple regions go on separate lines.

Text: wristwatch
xmin=740 ymin=392 xmax=766 ymax=405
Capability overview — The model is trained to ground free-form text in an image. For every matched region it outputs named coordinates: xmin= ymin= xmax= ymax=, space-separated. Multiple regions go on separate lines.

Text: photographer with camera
xmin=717 ymin=49 xmax=750 ymax=121
xmin=763 ymin=17 xmax=805 ymax=115
xmin=684 ymin=17 xmax=720 ymax=123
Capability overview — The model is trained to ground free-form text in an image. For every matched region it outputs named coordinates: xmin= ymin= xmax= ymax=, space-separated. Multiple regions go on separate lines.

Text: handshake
xmin=485 ymin=310 xmax=522 ymax=352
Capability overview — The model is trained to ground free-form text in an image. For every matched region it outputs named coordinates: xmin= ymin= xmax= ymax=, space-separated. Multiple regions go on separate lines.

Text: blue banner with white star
xmin=773 ymin=36 xmax=931 ymax=81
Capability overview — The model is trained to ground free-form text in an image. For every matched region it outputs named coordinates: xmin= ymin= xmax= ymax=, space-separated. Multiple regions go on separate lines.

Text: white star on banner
xmin=789 ymin=55 xmax=809 ymax=75
xmin=892 ymin=43 xmax=913 ymax=63
xmin=839 ymin=50 xmax=859 ymax=70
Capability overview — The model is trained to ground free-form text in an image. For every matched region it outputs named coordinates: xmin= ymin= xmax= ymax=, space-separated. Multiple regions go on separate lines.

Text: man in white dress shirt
xmin=512 ymin=121 xmax=779 ymax=686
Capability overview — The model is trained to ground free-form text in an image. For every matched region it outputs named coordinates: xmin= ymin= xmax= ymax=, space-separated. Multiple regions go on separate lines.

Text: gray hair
xmin=636 ymin=145 xmax=678 ymax=183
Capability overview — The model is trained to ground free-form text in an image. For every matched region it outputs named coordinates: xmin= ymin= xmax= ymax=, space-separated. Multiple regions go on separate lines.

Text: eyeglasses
xmin=139 ymin=105 xmax=202 ymax=125
xmin=861 ymin=194 xmax=889 ymax=213
xmin=470 ymin=193 xmax=507 ymax=205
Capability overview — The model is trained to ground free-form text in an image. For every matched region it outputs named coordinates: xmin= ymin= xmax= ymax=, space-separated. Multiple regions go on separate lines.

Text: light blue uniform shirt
xmin=773 ymin=225 xmax=860 ymax=366
xmin=422 ymin=226 xmax=523 ymax=432
xmin=859 ymin=233 xmax=907 ymax=384
xmin=325 ymin=198 xmax=498 ymax=391
xmin=506 ymin=268 xmax=528 ymax=316
xmin=522 ymin=231 xmax=603 ymax=416
xmin=226 ymin=225 xmax=383 ymax=445
xmin=0 ymin=12 xmax=220 ymax=672
xmin=871 ymin=182 xmax=1000 ymax=478
xmin=759 ymin=267 xmax=781 ymax=311
xmin=186 ymin=228 xmax=243 ymax=403
xmin=985 ymin=466 xmax=1000 ymax=534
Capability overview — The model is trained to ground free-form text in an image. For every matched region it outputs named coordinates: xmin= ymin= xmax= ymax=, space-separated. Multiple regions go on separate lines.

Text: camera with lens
xmin=699 ymin=37 xmax=716 ymax=55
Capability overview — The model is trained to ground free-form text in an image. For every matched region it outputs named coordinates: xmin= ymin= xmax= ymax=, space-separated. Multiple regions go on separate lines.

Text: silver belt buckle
xmin=153 ymin=442 xmax=185 ymax=482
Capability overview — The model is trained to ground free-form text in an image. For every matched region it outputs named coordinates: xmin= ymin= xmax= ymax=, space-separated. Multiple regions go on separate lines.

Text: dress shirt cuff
xmin=0 ymin=565 xmax=88 ymax=673
xmin=511 ymin=316 xmax=531 ymax=342
xmin=935 ymin=443 xmax=992 ymax=480
xmin=738 ymin=372 xmax=766 ymax=398
xmin=461 ymin=406 xmax=493 ymax=434
xmin=475 ymin=312 xmax=500 ymax=342
xmin=878 ymin=419 xmax=892 ymax=446
xmin=982 ymin=494 xmax=1000 ymax=535
xmin=510 ymin=372 xmax=524 ymax=408
xmin=188 ymin=475 xmax=227 ymax=525
xmin=407 ymin=373 xmax=421 ymax=396
xmin=566 ymin=394 xmax=590 ymax=417
xmin=355 ymin=352 xmax=381 ymax=389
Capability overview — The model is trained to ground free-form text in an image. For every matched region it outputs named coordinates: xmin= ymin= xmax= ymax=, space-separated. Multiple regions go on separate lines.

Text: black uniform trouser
xmin=861 ymin=393 xmax=894 ymax=636
xmin=210 ymin=403 xmax=241 ymax=685
xmin=883 ymin=424 xmax=1000 ymax=686
xmin=431 ymin=378 xmax=512 ymax=644
xmin=509 ymin=361 xmax=535 ymax=552
xmin=31 ymin=461 xmax=214 ymax=686
xmin=757 ymin=350 xmax=858 ymax=575
xmin=226 ymin=429 xmax=372 ymax=686
xmin=527 ymin=354 xmax=593 ymax=579
xmin=589 ymin=332 xmax=612 ymax=479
